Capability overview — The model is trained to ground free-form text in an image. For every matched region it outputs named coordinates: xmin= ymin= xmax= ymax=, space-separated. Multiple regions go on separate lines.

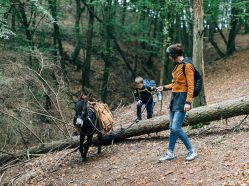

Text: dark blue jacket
xmin=134 ymin=86 xmax=154 ymax=103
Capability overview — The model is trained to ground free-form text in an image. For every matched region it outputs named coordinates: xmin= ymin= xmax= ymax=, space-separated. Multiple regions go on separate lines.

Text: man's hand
xmin=137 ymin=100 xmax=143 ymax=106
xmin=156 ymin=86 xmax=164 ymax=92
xmin=184 ymin=103 xmax=191 ymax=112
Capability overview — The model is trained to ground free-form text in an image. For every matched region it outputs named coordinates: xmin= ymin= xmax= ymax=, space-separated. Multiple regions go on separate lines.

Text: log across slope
xmin=100 ymin=95 xmax=249 ymax=143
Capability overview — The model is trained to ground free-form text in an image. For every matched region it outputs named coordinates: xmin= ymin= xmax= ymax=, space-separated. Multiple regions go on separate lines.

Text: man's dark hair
xmin=166 ymin=43 xmax=183 ymax=57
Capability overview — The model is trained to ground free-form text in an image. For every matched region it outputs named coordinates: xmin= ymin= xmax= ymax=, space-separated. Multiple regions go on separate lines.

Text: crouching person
xmin=134 ymin=76 xmax=155 ymax=123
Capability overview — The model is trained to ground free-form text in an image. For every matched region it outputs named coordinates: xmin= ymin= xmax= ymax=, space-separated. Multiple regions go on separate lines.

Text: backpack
xmin=90 ymin=102 xmax=113 ymax=133
xmin=182 ymin=57 xmax=203 ymax=97
xmin=143 ymin=79 xmax=156 ymax=88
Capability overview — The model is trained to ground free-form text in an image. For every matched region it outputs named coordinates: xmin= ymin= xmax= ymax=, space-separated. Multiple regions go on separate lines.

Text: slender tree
xmin=82 ymin=0 xmax=94 ymax=88
xmin=245 ymin=1 xmax=249 ymax=33
xmin=192 ymin=0 xmax=206 ymax=107
xmin=101 ymin=0 xmax=113 ymax=103
xmin=226 ymin=0 xmax=241 ymax=56
xmin=121 ymin=0 xmax=127 ymax=25
xmin=71 ymin=0 xmax=84 ymax=69
xmin=12 ymin=0 xmax=34 ymax=66
xmin=48 ymin=0 xmax=66 ymax=71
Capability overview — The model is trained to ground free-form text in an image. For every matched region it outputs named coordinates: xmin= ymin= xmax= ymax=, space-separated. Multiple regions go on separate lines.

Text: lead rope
xmin=87 ymin=93 xmax=154 ymax=137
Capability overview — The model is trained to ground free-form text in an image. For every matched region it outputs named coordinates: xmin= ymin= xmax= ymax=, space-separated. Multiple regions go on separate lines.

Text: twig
xmin=112 ymin=100 xmax=123 ymax=116
xmin=0 ymin=159 xmax=31 ymax=172
xmin=19 ymin=107 xmax=66 ymax=124
xmin=0 ymin=150 xmax=15 ymax=156
xmin=46 ymin=146 xmax=79 ymax=173
xmin=232 ymin=115 xmax=248 ymax=131
xmin=27 ymin=149 xmax=30 ymax=160
xmin=0 ymin=171 xmax=5 ymax=183
xmin=1 ymin=135 xmax=7 ymax=151
xmin=0 ymin=159 xmax=19 ymax=172
xmin=28 ymin=89 xmax=69 ymax=138
xmin=0 ymin=110 xmax=43 ymax=143
xmin=197 ymin=126 xmax=213 ymax=136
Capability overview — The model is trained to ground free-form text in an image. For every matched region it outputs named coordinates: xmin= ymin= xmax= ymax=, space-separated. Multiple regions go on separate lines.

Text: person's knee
xmin=170 ymin=120 xmax=181 ymax=133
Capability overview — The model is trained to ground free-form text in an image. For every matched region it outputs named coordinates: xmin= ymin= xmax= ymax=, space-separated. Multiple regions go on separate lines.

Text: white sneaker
xmin=185 ymin=151 xmax=198 ymax=161
xmin=159 ymin=151 xmax=176 ymax=162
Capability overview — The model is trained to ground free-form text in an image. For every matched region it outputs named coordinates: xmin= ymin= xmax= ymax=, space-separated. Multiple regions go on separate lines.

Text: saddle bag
xmin=90 ymin=102 xmax=113 ymax=133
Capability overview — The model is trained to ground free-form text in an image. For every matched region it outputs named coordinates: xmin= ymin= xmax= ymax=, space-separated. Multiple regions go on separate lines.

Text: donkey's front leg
xmin=79 ymin=134 xmax=85 ymax=163
xmin=83 ymin=135 xmax=93 ymax=161
xmin=97 ymin=132 xmax=102 ymax=154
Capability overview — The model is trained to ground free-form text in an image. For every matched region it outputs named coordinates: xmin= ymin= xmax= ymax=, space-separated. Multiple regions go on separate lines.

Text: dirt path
xmin=2 ymin=124 xmax=249 ymax=186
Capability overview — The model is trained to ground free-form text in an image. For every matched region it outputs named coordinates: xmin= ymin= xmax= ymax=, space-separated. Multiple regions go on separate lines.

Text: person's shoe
xmin=135 ymin=118 xmax=141 ymax=123
xmin=185 ymin=151 xmax=198 ymax=161
xmin=159 ymin=151 xmax=176 ymax=162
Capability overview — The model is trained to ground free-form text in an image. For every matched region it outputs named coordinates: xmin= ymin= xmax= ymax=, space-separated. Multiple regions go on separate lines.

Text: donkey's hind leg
xmin=97 ymin=132 xmax=102 ymax=154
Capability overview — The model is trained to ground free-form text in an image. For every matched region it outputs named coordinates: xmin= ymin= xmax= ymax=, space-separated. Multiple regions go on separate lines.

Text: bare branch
xmin=0 ymin=110 xmax=43 ymax=143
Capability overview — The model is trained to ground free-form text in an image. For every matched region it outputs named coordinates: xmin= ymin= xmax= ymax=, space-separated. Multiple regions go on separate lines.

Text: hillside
xmin=1 ymin=48 xmax=249 ymax=185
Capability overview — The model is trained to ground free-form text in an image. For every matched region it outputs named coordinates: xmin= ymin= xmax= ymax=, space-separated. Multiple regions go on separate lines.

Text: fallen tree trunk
xmin=1 ymin=96 xmax=249 ymax=166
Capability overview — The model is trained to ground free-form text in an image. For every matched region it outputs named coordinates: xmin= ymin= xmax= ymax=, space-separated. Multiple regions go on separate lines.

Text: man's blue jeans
xmin=168 ymin=111 xmax=193 ymax=153
xmin=137 ymin=101 xmax=153 ymax=119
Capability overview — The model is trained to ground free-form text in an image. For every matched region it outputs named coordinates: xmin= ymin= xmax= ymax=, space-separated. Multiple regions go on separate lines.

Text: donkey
xmin=74 ymin=95 xmax=102 ymax=163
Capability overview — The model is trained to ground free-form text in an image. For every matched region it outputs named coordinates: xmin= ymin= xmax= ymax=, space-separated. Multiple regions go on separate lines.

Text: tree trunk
xmin=121 ymin=0 xmax=127 ymax=25
xmin=192 ymin=0 xmax=206 ymax=108
xmin=208 ymin=23 xmax=225 ymax=58
xmin=245 ymin=1 xmax=249 ymax=34
xmin=215 ymin=24 xmax=228 ymax=46
xmin=82 ymin=0 xmax=94 ymax=88
xmin=2 ymin=96 xmax=249 ymax=165
xmin=13 ymin=0 xmax=33 ymax=67
xmin=11 ymin=9 xmax=16 ymax=32
xmin=71 ymin=0 xmax=83 ymax=69
xmin=162 ymin=4 xmax=174 ymax=84
xmin=101 ymin=0 xmax=113 ymax=103
xmin=226 ymin=0 xmax=241 ymax=57
xmin=48 ymin=0 xmax=66 ymax=71
xmin=112 ymin=37 xmax=136 ymax=78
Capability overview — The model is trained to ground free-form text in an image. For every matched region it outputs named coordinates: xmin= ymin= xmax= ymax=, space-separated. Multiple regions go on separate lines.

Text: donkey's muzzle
xmin=76 ymin=118 xmax=84 ymax=127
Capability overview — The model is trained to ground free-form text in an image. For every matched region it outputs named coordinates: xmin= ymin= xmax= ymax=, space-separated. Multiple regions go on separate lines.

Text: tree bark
xmin=226 ymin=0 xmax=241 ymax=57
xmin=208 ymin=23 xmax=225 ymax=58
xmin=245 ymin=1 xmax=249 ymax=34
xmin=192 ymin=0 xmax=206 ymax=108
xmin=1 ymin=96 xmax=249 ymax=166
xmin=71 ymin=0 xmax=84 ymax=69
xmin=82 ymin=0 xmax=94 ymax=88
xmin=48 ymin=0 xmax=66 ymax=71
xmin=13 ymin=0 xmax=33 ymax=67
xmin=112 ymin=38 xmax=136 ymax=78
xmin=101 ymin=0 xmax=113 ymax=103
xmin=121 ymin=0 xmax=127 ymax=25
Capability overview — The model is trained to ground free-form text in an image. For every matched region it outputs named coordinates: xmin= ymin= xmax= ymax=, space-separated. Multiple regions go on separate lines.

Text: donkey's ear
xmin=87 ymin=93 xmax=92 ymax=100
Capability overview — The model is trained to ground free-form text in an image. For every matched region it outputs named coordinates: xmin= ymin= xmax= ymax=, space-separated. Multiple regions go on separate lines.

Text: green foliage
xmin=189 ymin=123 xmax=204 ymax=129
xmin=0 ymin=18 xmax=15 ymax=39
xmin=214 ymin=135 xmax=225 ymax=145
xmin=30 ymin=0 xmax=55 ymax=23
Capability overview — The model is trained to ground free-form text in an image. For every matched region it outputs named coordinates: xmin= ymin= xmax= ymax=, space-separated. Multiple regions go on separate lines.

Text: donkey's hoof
xmin=96 ymin=147 xmax=105 ymax=155
xmin=80 ymin=157 xmax=86 ymax=164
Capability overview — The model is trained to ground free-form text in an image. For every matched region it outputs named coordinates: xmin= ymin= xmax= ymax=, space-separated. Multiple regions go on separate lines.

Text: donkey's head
xmin=74 ymin=94 xmax=91 ymax=128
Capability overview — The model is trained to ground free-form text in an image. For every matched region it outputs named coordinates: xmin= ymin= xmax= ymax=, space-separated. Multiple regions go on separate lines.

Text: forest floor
xmin=1 ymin=50 xmax=249 ymax=185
